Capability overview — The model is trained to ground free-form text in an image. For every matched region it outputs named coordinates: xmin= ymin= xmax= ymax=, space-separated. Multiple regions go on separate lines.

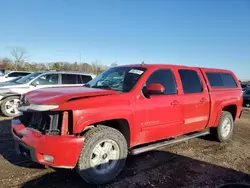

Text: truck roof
xmin=118 ymin=63 xmax=233 ymax=73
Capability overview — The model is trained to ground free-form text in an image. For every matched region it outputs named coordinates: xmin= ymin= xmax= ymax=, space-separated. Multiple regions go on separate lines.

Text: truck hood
xmin=26 ymin=86 xmax=118 ymax=105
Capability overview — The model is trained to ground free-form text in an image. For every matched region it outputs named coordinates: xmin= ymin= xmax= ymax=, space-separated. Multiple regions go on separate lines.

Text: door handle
xmin=171 ymin=100 xmax=179 ymax=106
xmin=200 ymin=98 xmax=206 ymax=103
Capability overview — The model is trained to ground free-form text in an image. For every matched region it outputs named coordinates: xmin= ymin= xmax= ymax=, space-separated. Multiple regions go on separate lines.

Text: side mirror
xmin=31 ymin=80 xmax=39 ymax=86
xmin=146 ymin=83 xmax=165 ymax=95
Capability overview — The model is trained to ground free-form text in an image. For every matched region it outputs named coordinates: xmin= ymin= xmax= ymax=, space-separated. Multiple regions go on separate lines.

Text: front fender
xmin=73 ymin=106 xmax=138 ymax=146
xmin=74 ymin=108 xmax=134 ymax=133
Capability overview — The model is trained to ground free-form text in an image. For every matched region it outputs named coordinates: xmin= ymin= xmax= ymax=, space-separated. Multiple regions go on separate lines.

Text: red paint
xmin=12 ymin=120 xmax=84 ymax=167
xmin=146 ymin=83 xmax=165 ymax=94
xmin=12 ymin=64 xmax=243 ymax=168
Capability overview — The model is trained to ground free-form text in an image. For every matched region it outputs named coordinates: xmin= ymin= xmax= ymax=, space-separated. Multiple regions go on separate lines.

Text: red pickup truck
xmin=12 ymin=64 xmax=243 ymax=184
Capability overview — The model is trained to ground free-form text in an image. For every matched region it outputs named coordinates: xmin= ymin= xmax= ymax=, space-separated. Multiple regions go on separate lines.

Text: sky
xmin=0 ymin=0 xmax=250 ymax=79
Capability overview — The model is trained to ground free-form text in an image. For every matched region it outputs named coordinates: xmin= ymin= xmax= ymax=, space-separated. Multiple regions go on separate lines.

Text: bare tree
xmin=9 ymin=47 xmax=28 ymax=70
xmin=110 ymin=61 xmax=118 ymax=67
xmin=91 ymin=61 xmax=107 ymax=75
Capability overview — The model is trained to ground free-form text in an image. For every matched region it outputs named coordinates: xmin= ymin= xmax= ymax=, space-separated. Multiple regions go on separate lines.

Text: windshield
xmin=8 ymin=77 xmax=22 ymax=82
xmin=86 ymin=67 xmax=147 ymax=92
xmin=15 ymin=72 xmax=43 ymax=84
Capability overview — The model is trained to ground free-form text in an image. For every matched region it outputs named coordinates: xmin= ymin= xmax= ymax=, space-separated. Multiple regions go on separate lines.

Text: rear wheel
xmin=210 ymin=111 xmax=234 ymax=142
xmin=76 ymin=126 xmax=128 ymax=185
xmin=1 ymin=96 xmax=21 ymax=117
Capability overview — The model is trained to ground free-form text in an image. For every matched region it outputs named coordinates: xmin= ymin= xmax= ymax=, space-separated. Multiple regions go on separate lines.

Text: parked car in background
xmin=12 ymin=64 xmax=242 ymax=185
xmin=0 ymin=71 xmax=94 ymax=117
xmin=240 ymin=82 xmax=250 ymax=92
xmin=0 ymin=69 xmax=5 ymax=76
xmin=243 ymin=88 xmax=250 ymax=107
xmin=0 ymin=71 xmax=31 ymax=82
xmin=1 ymin=76 xmax=23 ymax=84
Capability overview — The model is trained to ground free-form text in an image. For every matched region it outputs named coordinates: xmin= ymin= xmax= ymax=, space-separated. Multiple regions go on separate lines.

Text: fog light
xmin=43 ymin=154 xmax=54 ymax=163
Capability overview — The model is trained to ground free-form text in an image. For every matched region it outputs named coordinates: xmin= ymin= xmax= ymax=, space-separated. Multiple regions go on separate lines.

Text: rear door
xmin=177 ymin=68 xmax=210 ymax=133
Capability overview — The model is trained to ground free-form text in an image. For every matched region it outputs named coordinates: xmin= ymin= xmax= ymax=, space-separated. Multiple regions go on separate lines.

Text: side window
xmin=221 ymin=73 xmax=237 ymax=87
xmin=178 ymin=69 xmax=203 ymax=94
xmin=146 ymin=69 xmax=177 ymax=95
xmin=19 ymin=72 xmax=30 ymax=76
xmin=77 ymin=75 xmax=83 ymax=84
xmin=206 ymin=72 xmax=237 ymax=88
xmin=206 ymin=72 xmax=223 ymax=87
xmin=7 ymin=72 xmax=22 ymax=77
xmin=34 ymin=74 xmax=59 ymax=85
xmin=62 ymin=74 xmax=77 ymax=84
xmin=81 ymin=75 xmax=92 ymax=83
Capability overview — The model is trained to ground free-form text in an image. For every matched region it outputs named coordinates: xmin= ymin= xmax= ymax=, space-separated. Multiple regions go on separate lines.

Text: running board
xmin=130 ymin=130 xmax=210 ymax=155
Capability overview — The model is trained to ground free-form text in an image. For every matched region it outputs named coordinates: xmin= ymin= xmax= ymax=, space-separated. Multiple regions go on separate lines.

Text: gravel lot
xmin=0 ymin=109 xmax=250 ymax=188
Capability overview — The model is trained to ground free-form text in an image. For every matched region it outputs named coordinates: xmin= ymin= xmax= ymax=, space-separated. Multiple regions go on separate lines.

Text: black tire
xmin=210 ymin=111 xmax=234 ymax=142
xmin=0 ymin=96 xmax=21 ymax=117
xmin=76 ymin=125 xmax=128 ymax=185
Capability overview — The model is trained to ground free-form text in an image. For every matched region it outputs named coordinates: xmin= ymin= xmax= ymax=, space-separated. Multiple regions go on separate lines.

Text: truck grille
xmin=20 ymin=111 xmax=63 ymax=135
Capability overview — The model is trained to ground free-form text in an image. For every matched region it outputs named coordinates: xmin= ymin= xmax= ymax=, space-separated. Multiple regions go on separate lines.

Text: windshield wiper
xmin=92 ymin=85 xmax=112 ymax=90
xmin=84 ymin=84 xmax=91 ymax=87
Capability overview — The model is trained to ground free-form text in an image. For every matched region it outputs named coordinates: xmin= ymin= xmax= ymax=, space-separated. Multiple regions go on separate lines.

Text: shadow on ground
xmin=1 ymin=109 xmax=250 ymax=188
xmin=18 ymin=150 xmax=250 ymax=188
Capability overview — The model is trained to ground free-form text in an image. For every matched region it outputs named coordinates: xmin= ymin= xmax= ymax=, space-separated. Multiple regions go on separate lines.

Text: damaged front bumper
xmin=11 ymin=119 xmax=85 ymax=168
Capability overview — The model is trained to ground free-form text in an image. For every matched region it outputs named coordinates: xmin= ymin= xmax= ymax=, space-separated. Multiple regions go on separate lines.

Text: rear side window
xmin=222 ymin=73 xmax=237 ymax=87
xmin=146 ymin=69 xmax=177 ymax=95
xmin=206 ymin=72 xmax=237 ymax=88
xmin=81 ymin=75 xmax=92 ymax=83
xmin=62 ymin=74 xmax=77 ymax=84
xmin=178 ymin=69 xmax=203 ymax=94
xmin=75 ymin=75 xmax=92 ymax=84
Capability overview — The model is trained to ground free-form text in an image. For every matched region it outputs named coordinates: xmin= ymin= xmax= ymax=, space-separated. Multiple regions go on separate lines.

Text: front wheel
xmin=76 ymin=126 xmax=128 ymax=185
xmin=210 ymin=111 xmax=234 ymax=142
xmin=0 ymin=96 xmax=21 ymax=117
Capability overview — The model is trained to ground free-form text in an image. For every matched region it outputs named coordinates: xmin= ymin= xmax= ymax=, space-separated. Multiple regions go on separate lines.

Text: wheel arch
xmin=222 ymin=104 xmax=237 ymax=121
xmin=79 ymin=119 xmax=131 ymax=148
xmin=213 ymin=103 xmax=237 ymax=127
xmin=1 ymin=94 xmax=21 ymax=101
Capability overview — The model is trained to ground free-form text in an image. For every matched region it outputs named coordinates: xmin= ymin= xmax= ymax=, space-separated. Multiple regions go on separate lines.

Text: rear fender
xmin=212 ymin=100 xmax=238 ymax=127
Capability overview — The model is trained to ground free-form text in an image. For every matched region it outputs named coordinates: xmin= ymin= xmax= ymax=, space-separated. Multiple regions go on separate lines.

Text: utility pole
xmin=79 ymin=53 xmax=82 ymax=64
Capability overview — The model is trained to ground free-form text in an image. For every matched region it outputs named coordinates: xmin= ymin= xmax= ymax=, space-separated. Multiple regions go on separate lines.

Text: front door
xmin=30 ymin=73 xmax=60 ymax=91
xmin=135 ymin=68 xmax=183 ymax=144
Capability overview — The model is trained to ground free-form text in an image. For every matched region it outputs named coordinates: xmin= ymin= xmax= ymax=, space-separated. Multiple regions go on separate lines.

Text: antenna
xmin=141 ymin=61 xmax=145 ymax=65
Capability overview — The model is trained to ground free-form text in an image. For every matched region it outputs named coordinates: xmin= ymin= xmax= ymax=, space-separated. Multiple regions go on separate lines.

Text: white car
xmin=0 ymin=71 xmax=94 ymax=117
xmin=0 ymin=71 xmax=31 ymax=82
